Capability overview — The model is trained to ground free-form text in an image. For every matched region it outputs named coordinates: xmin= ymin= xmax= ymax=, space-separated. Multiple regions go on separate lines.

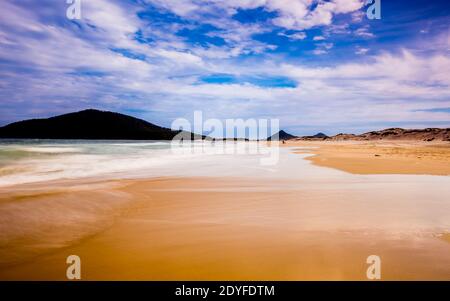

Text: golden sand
xmin=440 ymin=233 xmax=450 ymax=244
xmin=287 ymin=140 xmax=450 ymax=175
xmin=0 ymin=177 xmax=449 ymax=280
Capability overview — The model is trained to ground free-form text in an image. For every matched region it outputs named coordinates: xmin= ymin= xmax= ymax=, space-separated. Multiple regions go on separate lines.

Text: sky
xmin=0 ymin=0 xmax=449 ymax=136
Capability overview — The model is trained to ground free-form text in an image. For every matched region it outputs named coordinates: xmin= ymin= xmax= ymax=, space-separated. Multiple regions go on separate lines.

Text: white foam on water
xmin=19 ymin=147 xmax=82 ymax=153
xmin=0 ymin=141 xmax=283 ymax=186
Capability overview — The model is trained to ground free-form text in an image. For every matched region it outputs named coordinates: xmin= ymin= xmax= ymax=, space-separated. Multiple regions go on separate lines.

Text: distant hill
xmin=301 ymin=132 xmax=329 ymax=140
xmin=354 ymin=128 xmax=450 ymax=141
xmin=297 ymin=128 xmax=450 ymax=142
xmin=0 ymin=109 xmax=202 ymax=140
xmin=267 ymin=130 xmax=297 ymax=141
xmin=3 ymin=111 xmax=447 ymax=142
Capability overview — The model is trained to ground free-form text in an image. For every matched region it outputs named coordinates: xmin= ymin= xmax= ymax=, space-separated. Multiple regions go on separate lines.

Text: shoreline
xmin=286 ymin=140 xmax=450 ymax=176
xmin=0 ymin=141 xmax=449 ymax=280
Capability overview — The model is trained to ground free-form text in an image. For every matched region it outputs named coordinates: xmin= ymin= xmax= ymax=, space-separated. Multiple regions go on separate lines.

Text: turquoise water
xmin=0 ymin=139 xmax=281 ymax=186
xmin=0 ymin=140 xmax=175 ymax=186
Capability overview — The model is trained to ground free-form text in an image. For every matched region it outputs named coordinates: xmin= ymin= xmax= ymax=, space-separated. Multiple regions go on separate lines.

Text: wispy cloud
xmin=0 ymin=0 xmax=449 ymax=134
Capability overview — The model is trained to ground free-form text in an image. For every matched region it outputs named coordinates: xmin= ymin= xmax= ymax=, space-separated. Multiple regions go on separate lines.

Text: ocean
xmin=0 ymin=139 xmax=283 ymax=187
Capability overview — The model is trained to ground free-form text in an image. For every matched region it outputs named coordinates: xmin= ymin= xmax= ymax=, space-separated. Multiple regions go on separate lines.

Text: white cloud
xmin=1 ymin=0 xmax=449 ymax=133
xmin=267 ymin=0 xmax=364 ymax=30
xmin=332 ymin=0 xmax=365 ymax=14
xmin=279 ymin=31 xmax=307 ymax=40
xmin=354 ymin=25 xmax=375 ymax=38
xmin=351 ymin=10 xmax=365 ymax=23
xmin=147 ymin=0 xmax=365 ymax=30
xmin=355 ymin=47 xmax=369 ymax=55
xmin=280 ymin=50 xmax=450 ymax=87
xmin=312 ymin=49 xmax=327 ymax=55
xmin=313 ymin=42 xmax=334 ymax=55
xmin=144 ymin=0 xmax=201 ymax=17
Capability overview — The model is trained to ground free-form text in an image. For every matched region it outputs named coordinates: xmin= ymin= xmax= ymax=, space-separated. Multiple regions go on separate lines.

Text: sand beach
xmin=0 ymin=141 xmax=449 ymax=280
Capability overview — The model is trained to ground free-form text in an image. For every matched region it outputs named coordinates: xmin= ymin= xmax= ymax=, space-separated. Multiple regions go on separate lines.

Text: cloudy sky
xmin=0 ymin=0 xmax=449 ymax=135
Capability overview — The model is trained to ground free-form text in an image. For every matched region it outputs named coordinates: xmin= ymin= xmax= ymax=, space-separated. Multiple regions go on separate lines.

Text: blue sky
xmin=0 ymin=0 xmax=449 ymax=135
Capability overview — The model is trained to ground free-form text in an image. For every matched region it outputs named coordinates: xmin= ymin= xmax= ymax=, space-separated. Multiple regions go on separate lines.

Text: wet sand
xmin=441 ymin=233 xmax=450 ymax=244
xmin=0 ymin=177 xmax=449 ymax=280
xmin=287 ymin=140 xmax=450 ymax=176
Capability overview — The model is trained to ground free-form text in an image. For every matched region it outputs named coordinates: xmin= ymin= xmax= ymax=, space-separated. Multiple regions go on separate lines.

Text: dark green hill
xmin=0 ymin=109 xmax=198 ymax=140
